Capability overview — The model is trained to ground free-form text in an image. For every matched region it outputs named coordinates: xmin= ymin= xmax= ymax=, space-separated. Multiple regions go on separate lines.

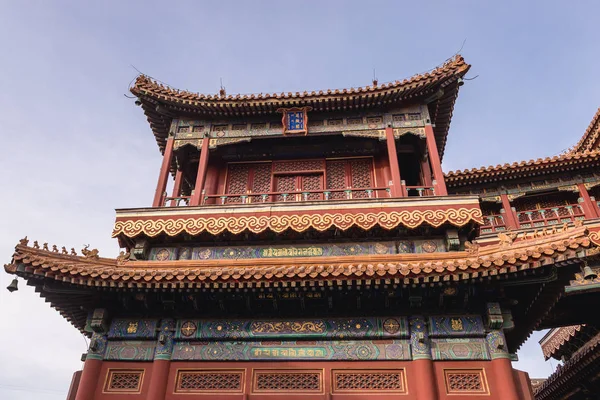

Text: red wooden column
xmin=147 ymin=319 xmax=174 ymax=400
xmin=421 ymin=156 xmax=433 ymax=187
xmin=424 ymin=124 xmax=447 ymax=196
xmin=409 ymin=317 xmax=438 ymax=399
xmin=190 ymin=137 xmax=210 ymax=206
xmin=74 ymin=359 xmax=102 ymax=400
xmin=385 ymin=127 xmax=403 ymax=197
xmin=169 ymin=170 xmax=183 ymax=206
xmin=577 ymin=183 xmax=599 ymax=219
xmin=492 ymin=358 xmax=520 ymax=400
xmin=152 ymin=136 xmax=175 ymax=207
xmin=500 ymin=194 xmax=519 ymax=229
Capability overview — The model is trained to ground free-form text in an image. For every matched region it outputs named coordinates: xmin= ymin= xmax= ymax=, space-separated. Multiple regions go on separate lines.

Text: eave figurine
xmin=6 ymin=55 xmax=600 ymax=399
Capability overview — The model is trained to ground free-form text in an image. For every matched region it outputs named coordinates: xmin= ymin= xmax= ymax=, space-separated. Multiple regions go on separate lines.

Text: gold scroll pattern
xmin=250 ymin=321 xmax=326 ymax=334
xmin=112 ymin=208 xmax=483 ymax=238
xmin=589 ymin=230 xmax=600 ymax=247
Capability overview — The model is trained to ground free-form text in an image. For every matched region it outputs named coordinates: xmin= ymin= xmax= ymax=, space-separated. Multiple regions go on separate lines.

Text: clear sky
xmin=0 ymin=1 xmax=596 ymax=398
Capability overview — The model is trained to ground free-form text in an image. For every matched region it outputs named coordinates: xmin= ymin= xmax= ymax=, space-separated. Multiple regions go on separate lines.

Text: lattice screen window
xmin=333 ymin=370 xmax=407 ymax=393
xmin=253 ymin=370 xmax=322 ymax=393
xmin=104 ymin=369 xmax=144 ymax=393
xmin=326 ymin=160 xmax=347 ymax=200
xmin=350 ymin=158 xmax=374 ymax=198
xmin=226 ymin=163 xmax=272 ymax=203
xmin=444 ymin=369 xmax=488 ymax=394
xmin=326 ymin=158 xmax=374 ymax=199
xmin=175 ymin=370 xmax=243 ymax=393
xmin=273 ymin=160 xmax=325 ymax=173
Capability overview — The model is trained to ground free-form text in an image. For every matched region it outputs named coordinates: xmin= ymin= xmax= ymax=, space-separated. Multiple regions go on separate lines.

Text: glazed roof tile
xmin=445 ymin=150 xmax=600 ymax=187
xmin=571 ymin=107 xmax=600 ymax=154
xmin=534 ymin=332 xmax=600 ymax=399
xmin=539 ymin=325 xmax=583 ymax=360
xmin=6 ymin=226 xmax=596 ymax=289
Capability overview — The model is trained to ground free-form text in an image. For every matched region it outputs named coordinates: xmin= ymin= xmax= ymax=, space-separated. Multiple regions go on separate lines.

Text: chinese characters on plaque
xmin=277 ymin=106 xmax=312 ymax=135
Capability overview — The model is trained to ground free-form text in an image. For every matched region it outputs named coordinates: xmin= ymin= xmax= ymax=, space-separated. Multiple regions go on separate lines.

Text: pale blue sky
xmin=0 ymin=1 xmax=596 ymax=398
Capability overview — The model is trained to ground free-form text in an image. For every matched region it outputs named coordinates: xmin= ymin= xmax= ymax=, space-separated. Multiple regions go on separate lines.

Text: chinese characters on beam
xmin=278 ymin=107 xmax=312 ymax=135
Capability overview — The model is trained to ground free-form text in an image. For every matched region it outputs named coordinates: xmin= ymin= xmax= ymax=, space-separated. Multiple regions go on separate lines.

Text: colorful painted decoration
xmin=175 ymin=317 xmax=408 ymax=340
xmin=171 ymin=340 xmax=410 ymax=361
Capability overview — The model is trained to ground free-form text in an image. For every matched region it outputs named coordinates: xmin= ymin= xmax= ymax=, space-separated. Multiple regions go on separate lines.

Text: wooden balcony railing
xmin=481 ymin=214 xmax=507 ymax=234
xmin=163 ymin=196 xmax=191 ymax=207
xmin=516 ymin=204 xmax=585 ymax=229
xmin=203 ymin=187 xmax=392 ymax=205
xmin=404 ymin=185 xmax=436 ymax=197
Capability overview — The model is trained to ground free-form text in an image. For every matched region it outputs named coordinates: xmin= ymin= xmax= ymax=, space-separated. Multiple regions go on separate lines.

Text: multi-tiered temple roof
xmin=5 ymin=56 xmax=600 ymax=400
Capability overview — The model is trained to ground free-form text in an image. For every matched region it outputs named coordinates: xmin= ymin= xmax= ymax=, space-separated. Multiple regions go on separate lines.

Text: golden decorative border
xmin=103 ymin=368 xmax=145 ymax=394
xmin=332 ymin=368 xmax=408 ymax=394
xmin=174 ymin=368 xmax=245 ymax=394
xmin=443 ymin=368 xmax=489 ymax=396
xmin=113 ymin=208 xmax=483 ymax=238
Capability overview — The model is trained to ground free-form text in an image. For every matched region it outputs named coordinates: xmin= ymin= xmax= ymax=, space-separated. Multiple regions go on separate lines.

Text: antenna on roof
xmin=219 ymin=78 xmax=226 ymax=97
xmin=372 ymin=69 xmax=378 ymax=87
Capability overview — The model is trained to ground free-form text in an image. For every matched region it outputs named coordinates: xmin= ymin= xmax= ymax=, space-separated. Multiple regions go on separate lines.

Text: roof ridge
xmin=446 ymin=149 xmax=600 ymax=178
xmin=570 ymin=107 xmax=600 ymax=154
xmin=131 ymin=55 xmax=469 ymax=102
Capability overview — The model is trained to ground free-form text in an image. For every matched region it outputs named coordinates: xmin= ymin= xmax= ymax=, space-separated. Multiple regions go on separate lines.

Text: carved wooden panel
xmin=326 ymin=160 xmax=347 ymax=200
xmin=350 ymin=158 xmax=374 ymax=198
xmin=275 ymin=175 xmax=297 ymax=201
xmin=104 ymin=369 xmax=144 ymax=393
xmin=253 ymin=369 xmax=322 ymax=393
xmin=274 ymin=159 xmax=324 ymax=173
xmin=332 ymin=369 xmax=407 ymax=393
xmin=226 ymin=164 xmax=250 ymax=203
xmin=175 ymin=370 xmax=244 ymax=393
xmin=444 ymin=369 xmax=488 ymax=394
xmin=302 ymin=174 xmax=323 ymax=200
xmin=250 ymin=163 xmax=272 ymax=202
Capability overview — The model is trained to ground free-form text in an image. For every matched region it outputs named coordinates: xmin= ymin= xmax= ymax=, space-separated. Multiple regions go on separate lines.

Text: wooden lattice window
xmin=253 ymin=370 xmax=322 ymax=393
xmin=104 ymin=369 xmax=144 ymax=393
xmin=225 ymin=163 xmax=272 ymax=203
xmin=444 ymin=369 xmax=488 ymax=394
xmin=175 ymin=370 xmax=243 ymax=393
xmin=332 ymin=370 xmax=407 ymax=393
xmin=326 ymin=158 xmax=374 ymax=199
xmin=273 ymin=160 xmax=325 ymax=173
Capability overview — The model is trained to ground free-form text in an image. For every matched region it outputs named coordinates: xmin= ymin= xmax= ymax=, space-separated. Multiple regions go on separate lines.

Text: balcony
xmin=161 ymin=185 xmax=439 ymax=207
xmin=480 ymin=214 xmax=507 ymax=234
xmin=516 ymin=204 xmax=584 ymax=229
xmin=114 ymin=195 xmax=483 ymax=240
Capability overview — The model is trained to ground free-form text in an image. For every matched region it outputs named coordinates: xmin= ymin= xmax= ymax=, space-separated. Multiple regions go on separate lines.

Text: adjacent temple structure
xmin=5 ymin=56 xmax=600 ymax=400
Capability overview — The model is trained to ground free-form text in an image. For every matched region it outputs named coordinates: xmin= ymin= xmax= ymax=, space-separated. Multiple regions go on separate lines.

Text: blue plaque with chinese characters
xmin=287 ymin=111 xmax=304 ymax=131
xmin=278 ymin=107 xmax=311 ymax=135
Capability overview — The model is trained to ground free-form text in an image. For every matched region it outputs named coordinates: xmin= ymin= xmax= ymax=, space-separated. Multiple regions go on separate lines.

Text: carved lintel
xmin=506 ymin=193 xmax=526 ymax=201
xmin=209 ymin=137 xmax=251 ymax=149
xmin=342 ymin=130 xmax=385 ymax=140
xmin=481 ymin=196 xmax=502 ymax=203
xmin=393 ymin=127 xmax=425 ymax=139
xmin=557 ymin=185 xmax=579 ymax=193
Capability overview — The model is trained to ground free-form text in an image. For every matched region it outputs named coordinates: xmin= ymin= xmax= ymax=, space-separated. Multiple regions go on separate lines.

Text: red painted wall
xmin=89 ymin=360 xmax=532 ymax=399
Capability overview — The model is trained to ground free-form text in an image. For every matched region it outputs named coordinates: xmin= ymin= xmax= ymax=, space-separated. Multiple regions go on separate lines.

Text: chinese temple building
xmin=5 ymin=55 xmax=600 ymax=400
